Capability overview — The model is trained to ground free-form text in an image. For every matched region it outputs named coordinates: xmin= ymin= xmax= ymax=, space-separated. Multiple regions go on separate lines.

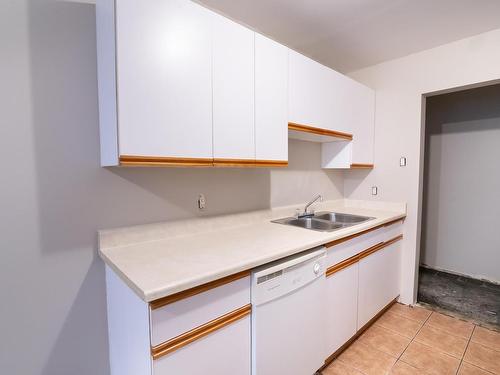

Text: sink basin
xmin=271 ymin=211 xmax=374 ymax=232
xmin=314 ymin=212 xmax=373 ymax=224
xmin=284 ymin=217 xmax=343 ymax=232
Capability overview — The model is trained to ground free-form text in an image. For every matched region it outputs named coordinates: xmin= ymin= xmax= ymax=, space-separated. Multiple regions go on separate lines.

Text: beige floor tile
xmin=389 ymin=361 xmax=422 ymax=375
xmin=375 ymin=311 xmax=422 ymax=339
xmin=426 ymin=312 xmax=474 ymax=339
xmin=414 ymin=324 xmax=468 ymax=358
xmin=322 ymin=360 xmax=364 ymax=375
xmin=472 ymin=326 xmax=500 ymax=352
xmin=338 ymin=340 xmax=397 ymax=375
xmin=464 ymin=342 xmax=500 ymax=375
xmin=400 ymin=341 xmax=461 ymax=375
xmin=358 ymin=324 xmax=411 ymax=357
xmin=459 ymin=362 xmax=496 ymax=375
xmin=389 ymin=303 xmax=432 ymax=323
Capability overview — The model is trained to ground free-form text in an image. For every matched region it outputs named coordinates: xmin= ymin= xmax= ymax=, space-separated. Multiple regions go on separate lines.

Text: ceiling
xmin=196 ymin=0 xmax=500 ymax=73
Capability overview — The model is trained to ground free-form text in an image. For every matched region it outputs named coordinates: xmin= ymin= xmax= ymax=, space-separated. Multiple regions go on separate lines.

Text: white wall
xmin=345 ymin=28 xmax=500 ymax=303
xmin=0 ymin=2 xmax=342 ymax=374
xmin=421 ymin=85 xmax=500 ymax=283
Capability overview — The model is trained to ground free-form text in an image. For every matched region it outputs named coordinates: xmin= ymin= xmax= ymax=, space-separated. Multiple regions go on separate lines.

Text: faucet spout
xmin=300 ymin=194 xmax=323 ymax=218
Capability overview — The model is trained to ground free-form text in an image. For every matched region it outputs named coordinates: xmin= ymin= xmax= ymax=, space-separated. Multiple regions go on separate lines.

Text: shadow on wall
xmin=16 ymin=1 xmax=343 ymax=374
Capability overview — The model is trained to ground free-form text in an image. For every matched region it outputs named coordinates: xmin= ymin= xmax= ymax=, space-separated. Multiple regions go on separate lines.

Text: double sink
xmin=272 ymin=211 xmax=374 ymax=232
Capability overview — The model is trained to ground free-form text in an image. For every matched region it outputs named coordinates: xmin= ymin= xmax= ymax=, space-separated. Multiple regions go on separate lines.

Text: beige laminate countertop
xmin=98 ymin=199 xmax=406 ymax=303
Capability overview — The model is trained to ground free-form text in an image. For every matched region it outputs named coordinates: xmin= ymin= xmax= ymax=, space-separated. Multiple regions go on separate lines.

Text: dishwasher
xmin=251 ymin=247 xmax=327 ymax=375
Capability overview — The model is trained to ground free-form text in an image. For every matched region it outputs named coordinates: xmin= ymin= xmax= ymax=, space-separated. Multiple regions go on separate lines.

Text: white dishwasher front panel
xmin=251 ymin=247 xmax=326 ymax=375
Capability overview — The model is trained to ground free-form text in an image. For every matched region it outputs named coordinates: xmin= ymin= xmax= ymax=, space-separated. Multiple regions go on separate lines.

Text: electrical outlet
xmin=198 ymin=194 xmax=206 ymax=210
xmin=400 ymin=157 xmax=407 ymax=167
xmin=371 ymin=186 xmax=378 ymax=196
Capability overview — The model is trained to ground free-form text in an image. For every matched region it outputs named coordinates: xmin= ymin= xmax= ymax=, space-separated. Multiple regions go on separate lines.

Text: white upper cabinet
xmin=349 ymin=81 xmax=375 ymax=166
xmin=289 ymin=51 xmax=353 ymax=135
xmin=96 ymin=0 xmax=373 ymax=168
xmin=255 ymin=34 xmax=289 ymax=163
xmin=289 ymin=51 xmax=337 ymax=131
xmin=113 ymin=0 xmax=213 ymax=163
xmin=212 ymin=14 xmax=255 ymax=163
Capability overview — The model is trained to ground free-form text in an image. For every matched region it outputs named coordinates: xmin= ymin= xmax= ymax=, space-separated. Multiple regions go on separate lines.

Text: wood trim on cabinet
xmin=350 ymin=163 xmax=374 ymax=169
xmin=253 ymin=159 xmax=288 ymax=168
xmin=288 ymin=122 xmax=353 ymax=141
xmin=150 ymin=270 xmax=251 ymax=310
xmin=357 ymin=241 xmax=386 ymax=260
xmin=119 ymin=156 xmax=288 ymax=168
xmin=151 ymin=304 xmax=252 ymax=360
xmin=213 ymin=159 xmax=288 ymax=168
xmin=324 ymin=217 xmax=405 ymax=248
xmin=357 ymin=235 xmax=403 ymax=261
xmin=326 ymin=235 xmax=403 ymax=277
xmin=119 ymin=155 xmax=213 ymax=167
xmin=213 ymin=158 xmax=257 ymax=167
xmin=382 ymin=234 xmax=404 ymax=248
xmin=321 ymin=298 xmax=399 ymax=369
xmin=326 ymin=254 xmax=359 ymax=278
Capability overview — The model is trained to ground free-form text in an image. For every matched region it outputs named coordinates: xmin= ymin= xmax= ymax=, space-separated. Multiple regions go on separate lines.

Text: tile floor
xmin=322 ymin=303 xmax=500 ymax=375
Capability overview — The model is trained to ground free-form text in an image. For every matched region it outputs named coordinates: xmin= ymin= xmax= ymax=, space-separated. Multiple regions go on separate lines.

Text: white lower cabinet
xmin=357 ymin=240 xmax=401 ymax=328
xmin=325 ymin=263 xmax=359 ymax=356
xmin=106 ymin=222 xmax=404 ymax=375
xmin=153 ymin=315 xmax=251 ymax=375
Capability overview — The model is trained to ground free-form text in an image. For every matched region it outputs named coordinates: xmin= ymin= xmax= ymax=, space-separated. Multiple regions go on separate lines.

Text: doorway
xmin=418 ymin=84 xmax=500 ymax=328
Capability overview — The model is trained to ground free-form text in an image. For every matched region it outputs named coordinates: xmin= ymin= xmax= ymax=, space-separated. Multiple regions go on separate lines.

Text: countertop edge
xmin=101 ymin=212 xmax=406 ymax=304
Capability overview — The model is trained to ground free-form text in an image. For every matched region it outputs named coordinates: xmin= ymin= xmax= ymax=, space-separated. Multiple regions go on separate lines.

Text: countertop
xmin=98 ymin=199 xmax=406 ymax=303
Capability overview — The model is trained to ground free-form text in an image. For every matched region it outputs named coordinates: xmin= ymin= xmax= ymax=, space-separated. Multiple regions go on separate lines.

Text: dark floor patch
xmin=418 ymin=266 xmax=500 ymax=328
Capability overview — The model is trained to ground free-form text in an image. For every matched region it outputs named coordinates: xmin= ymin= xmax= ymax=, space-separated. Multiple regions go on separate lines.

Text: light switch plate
xmin=371 ymin=186 xmax=378 ymax=195
xmin=400 ymin=157 xmax=407 ymax=167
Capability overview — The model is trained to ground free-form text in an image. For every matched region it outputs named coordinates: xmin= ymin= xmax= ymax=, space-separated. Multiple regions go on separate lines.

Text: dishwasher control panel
xmin=251 ymin=247 xmax=326 ymax=306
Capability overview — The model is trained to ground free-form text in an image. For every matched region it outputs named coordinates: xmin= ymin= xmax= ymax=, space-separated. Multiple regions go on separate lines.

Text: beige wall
xmin=346 ymin=29 xmax=500 ymax=303
xmin=421 ymin=84 xmax=500 ymax=283
xmin=0 ymin=2 xmax=342 ymax=374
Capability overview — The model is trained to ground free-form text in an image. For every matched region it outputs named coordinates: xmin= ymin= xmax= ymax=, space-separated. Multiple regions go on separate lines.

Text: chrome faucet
xmin=298 ymin=194 xmax=323 ymax=218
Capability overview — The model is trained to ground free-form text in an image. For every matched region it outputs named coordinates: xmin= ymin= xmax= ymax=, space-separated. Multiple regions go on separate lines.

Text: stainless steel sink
xmin=275 ymin=217 xmax=344 ymax=231
xmin=271 ymin=211 xmax=374 ymax=232
xmin=314 ymin=212 xmax=373 ymax=224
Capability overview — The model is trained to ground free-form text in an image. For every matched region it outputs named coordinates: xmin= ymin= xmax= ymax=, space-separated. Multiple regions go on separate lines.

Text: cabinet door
xmin=358 ymin=241 xmax=401 ymax=328
xmin=255 ymin=34 xmax=288 ymax=162
xmin=212 ymin=15 xmax=255 ymax=161
xmin=153 ymin=315 xmax=251 ymax=375
xmin=289 ymin=51 xmax=352 ymax=134
xmin=325 ymin=263 xmax=359 ymax=357
xmin=115 ymin=0 xmax=213 ymax=159
xmin=349 ymin=81 xmax=375 ymax=165
xmin=289 ymin=51 xmax=331 ymax=130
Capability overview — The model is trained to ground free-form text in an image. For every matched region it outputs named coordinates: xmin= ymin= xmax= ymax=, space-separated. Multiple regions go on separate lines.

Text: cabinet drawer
xmin=150 ymin=274 xmax=250 ymax=346
xmin=153 ymin=314 xmax=251 ymax=375
xmin=383 ymin=221 xmax=403 ymax=241
xmin=326 ymin=227 xmax=385 ymax=267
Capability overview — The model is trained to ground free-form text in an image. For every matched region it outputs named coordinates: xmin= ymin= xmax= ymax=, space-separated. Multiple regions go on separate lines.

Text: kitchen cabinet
xmin=349 ymin=81 xmax=375 ymax=167
xmin=153 ymin=315 xmax=250 ymax=375
xmin=255 ymin=34 xmax=289 ymax=163
xmin=212 ymin=14 xmax=255 ymax=164
xmin=97 ymin=0 xmax=214 ymax=166
xmin=323 ymin=221 xmax=403 ymax=359
xmin=288 ymin=50 xmax=375 ymax=168
xmin=289 ymin=51 xmax=347 ymax=133
xmin=325 ymin=262 xmax=359 ymax=356
xmin=105 ymin=266 xmax=251 ymax=375
xmin=97 ymin=0 xmax=374 ymax=168
xmin=357 ymin=238 xmax=401 ymax=328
